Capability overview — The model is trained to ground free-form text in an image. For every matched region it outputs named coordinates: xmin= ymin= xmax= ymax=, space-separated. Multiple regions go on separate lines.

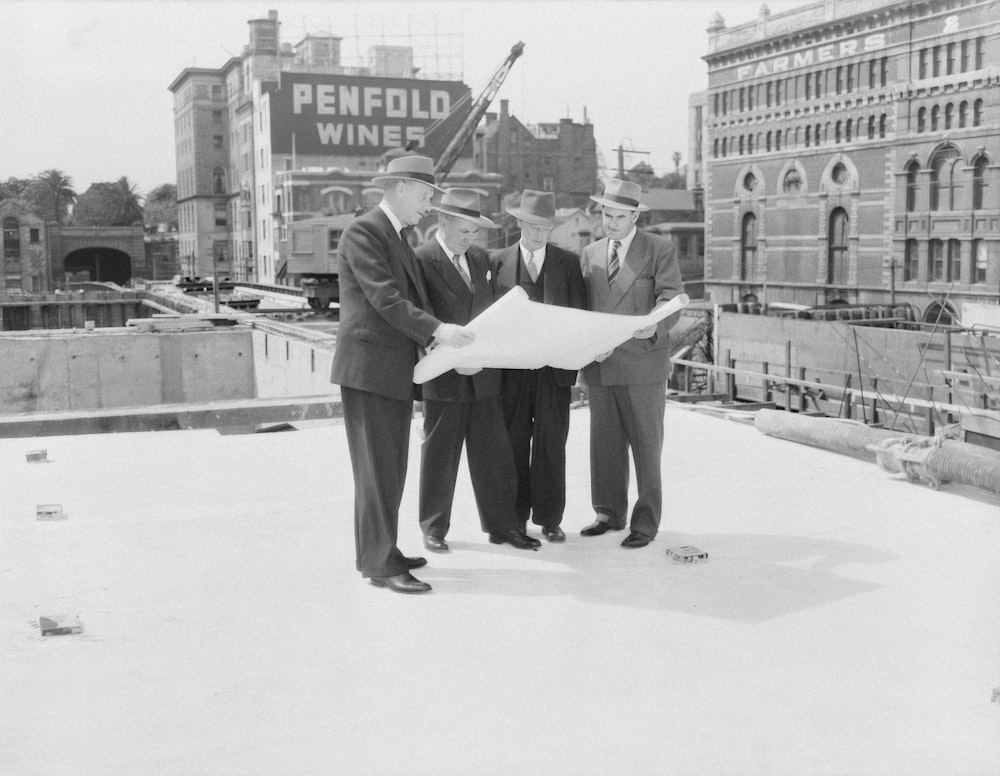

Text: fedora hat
xmin=505 ymin=189 xmax=555 ymax=226
xmin=371 ymin=154 xmax=444 ymax=192
xmin=432 ymin=188 xmax=496 ymax=228
xmin=590 ymin=178 xmax=649 ymax=212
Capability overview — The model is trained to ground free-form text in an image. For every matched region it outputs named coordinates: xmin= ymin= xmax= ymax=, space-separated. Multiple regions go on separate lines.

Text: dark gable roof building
xmin=699 ymin=0 xmax=999 ymax=324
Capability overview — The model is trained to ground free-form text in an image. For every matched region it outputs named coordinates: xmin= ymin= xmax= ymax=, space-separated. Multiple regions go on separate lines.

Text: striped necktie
xmin=608 ymin=240 xmax=621 ymax=284
xmin=452 ymin=254 xmax=472 ymax=289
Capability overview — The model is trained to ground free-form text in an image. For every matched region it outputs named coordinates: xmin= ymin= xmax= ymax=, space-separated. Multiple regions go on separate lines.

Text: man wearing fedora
xmin=331 ymin=155 xmax=475 ymax=594
xmin=415 ymin=189 xmax=540 ymax=553
xmin=579 ymin=178 xmax=684 ymax=548
xmin=490 ymin=190 xmax=587 ymax=543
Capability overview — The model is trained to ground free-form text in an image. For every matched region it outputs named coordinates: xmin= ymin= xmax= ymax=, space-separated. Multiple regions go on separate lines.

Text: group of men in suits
xmin=331 ymin=154 xmax=684 ymax=594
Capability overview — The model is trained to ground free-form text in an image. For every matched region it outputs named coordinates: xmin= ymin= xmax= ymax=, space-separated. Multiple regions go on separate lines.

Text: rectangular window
xmin=213 ymin=110 xmax=223 ymax=125
xmin=931 ymin=239 xmax=945 ymax=281
xmin=869 ymin=60 xmax=877 ymax=89
xmin=214 ymin=134 xmax=223 ymax=149
xmin=961 ymin=40 xmax=970 ymax=72
xmin=933 ymin=45 xmax=942 ymax=77
xmin=976 ymin=37 xmax=985 ymax=69
xmin=974 ymin=240 xmax=987 ymax=283
xmin=919 ymin=49 xmax=928 ymax=79
xmin=947 ymin=240 xmax=962 ymax=282
xmin=946 ymin=43 xmax=956 ymax=75
xmin=29 ymin=229 xmax=39 ymax=243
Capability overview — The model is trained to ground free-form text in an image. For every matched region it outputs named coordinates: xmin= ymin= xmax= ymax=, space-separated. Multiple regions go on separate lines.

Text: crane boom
xmin=433 ymin=41 xmax=525 ymax=183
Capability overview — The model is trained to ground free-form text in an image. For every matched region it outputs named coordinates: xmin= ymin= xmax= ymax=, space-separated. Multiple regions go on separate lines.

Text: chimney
xmin=500 ymin=99 xmax=509 ymax=119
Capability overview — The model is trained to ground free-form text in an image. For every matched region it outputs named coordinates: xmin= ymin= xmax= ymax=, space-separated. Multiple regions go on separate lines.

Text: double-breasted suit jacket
xmin=331 ymin=206 xmax=442 ymax=579
xmin=489 ymin=242 xmax=587 ymax=527
xmin=580 ymin=229 xmax=684 ymax=538
xmin=414 ymin=240 xmax=517 ymax=538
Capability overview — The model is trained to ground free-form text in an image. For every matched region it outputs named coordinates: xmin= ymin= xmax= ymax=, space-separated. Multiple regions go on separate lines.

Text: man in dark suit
xmin=490 ymin=190 xmax=587 ymax=542
xmin=415 ymin=189 xmax=540 ymax=553
xmin=331 ymin=155 xmax=475 ymax=594
xmin=578 ymin=178 xmax=684 ymax=549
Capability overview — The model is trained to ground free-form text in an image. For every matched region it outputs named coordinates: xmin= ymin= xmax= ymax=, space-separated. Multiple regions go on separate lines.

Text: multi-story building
xmin=700 ymin=0 xmax=999 ymax=324
xmin=475 ymin=99 xmax=599 ymax=208
xmin=168 ymin=10 xmax=488 ymax=284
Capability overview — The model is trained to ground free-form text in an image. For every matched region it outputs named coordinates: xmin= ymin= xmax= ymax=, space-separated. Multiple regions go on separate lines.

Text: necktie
xmin=608 ymin=240 xmax=622 ymax=284
xmin=527 ymin=251 xmax=539 ymax=282
xmin=452 ymin=254 xmax=472 ymax=289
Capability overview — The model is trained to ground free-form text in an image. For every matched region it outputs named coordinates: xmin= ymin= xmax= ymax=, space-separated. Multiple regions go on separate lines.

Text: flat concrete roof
xmin=2 ymin=406 xmax=999 ymax=774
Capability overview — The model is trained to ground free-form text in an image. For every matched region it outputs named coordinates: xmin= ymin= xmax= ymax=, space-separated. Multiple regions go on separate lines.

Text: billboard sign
xmin=265 ymin=73 xmax=471 ymax=157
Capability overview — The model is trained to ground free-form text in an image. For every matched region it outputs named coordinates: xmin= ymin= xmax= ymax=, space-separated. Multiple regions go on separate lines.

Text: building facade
xmin=168 ymin=10 xmax=482 ymax=284
xmin=475 ymin=100 xmax=599 ymax=208
xmin=700 ymin=0 xmax=999 ymax=324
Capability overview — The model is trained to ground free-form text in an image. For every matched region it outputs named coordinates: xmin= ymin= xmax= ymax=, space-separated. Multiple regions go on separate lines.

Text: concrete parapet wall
xmin=251 ymin=327 xmax=338 ymax=400
xmin=0 ymin=329 xmax=254 ymax=413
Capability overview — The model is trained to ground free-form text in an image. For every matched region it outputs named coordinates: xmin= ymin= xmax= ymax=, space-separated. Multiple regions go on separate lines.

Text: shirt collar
xmin=435 ymin=230 xmax=460 ymax=259
xmin=611 ymin=226 xmax=638 ymax=256
xmin=520 ymin=243 xmax=545 ymax=263
xmin=378 ymin=200 xmax=405 ymax=235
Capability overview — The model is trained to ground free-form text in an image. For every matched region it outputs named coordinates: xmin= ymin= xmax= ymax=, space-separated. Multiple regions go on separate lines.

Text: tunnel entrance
xmin=64 ymin=247 xmax=132 ymax=285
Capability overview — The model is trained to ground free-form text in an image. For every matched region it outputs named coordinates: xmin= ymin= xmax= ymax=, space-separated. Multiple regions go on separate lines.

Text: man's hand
xmin=633 ymin=324 xmax=657 ymax=339
xmin=594 ymin=350 xmax=614 ymax=362
xmin=433 ymin=323 xmax=475 ymax=348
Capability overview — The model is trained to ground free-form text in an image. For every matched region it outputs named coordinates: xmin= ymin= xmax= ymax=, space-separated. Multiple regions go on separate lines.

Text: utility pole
xmin=612 ymin=141 xmax=650 ymax=178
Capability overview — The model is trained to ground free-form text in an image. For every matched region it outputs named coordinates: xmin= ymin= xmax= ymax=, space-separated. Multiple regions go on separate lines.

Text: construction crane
xmin=428 ymin=41 xmax=525 ymax=183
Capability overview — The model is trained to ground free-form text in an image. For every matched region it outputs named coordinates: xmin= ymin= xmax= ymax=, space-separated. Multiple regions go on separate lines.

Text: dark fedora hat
xmin=590 ymin=178 xmax=649 ymax=211
xmin=505 ymin=189 xmax=555 ymax=226
xmin=371 ymin=154 xmax=444 ymax=192
xmin=432 ymin=188 xmax=496 ymax=228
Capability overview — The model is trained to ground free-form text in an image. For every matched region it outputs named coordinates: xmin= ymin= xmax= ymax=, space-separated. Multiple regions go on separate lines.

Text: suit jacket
xmin=330 ymin=207 xmax=441 ymax=401
xmin=489 ymin=242 xmax=588 ymax=388
xmin=581 ymin=230 xmax=684 ymax=386
xmin=416 ymin=241 xmax=500 ymax=402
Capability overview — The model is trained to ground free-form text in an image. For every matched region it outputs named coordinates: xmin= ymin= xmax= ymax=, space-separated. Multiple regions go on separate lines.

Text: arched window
xmin=973 ymin=156 xmax=989 ymax=210
xmin=931 ymin=105 xmax=940 ymax=131
xmin=816 ymin=123 xmax=823 ymax=145
xmin=917 ymin=107 xmax=926 ymax=133
xmin=973 ymin=99 xmax=984 ymax=126
xmin=929 ymin=146 xmax=961 ymax=211
xmin=747 ymin=135 xmax=753 ymax=154
xmin=868 ymin=115 xmax=876 ymax=139
xmin=903 ymin=238 xmax=919 ymax=281
xmin=713 ymin=138 xmax=719 ymax=158
xmin=944 ymin=103 xmax=954 ymax=130
xmin=959 ymin=101 xmax=968 ymax=128
xmin=739 ymin=136 xmax=745 ymax=156
xmin=905 ymin=160 xmax=920 ymax=212
xmin=828 ymin=208 xmax=849 ymax=285
xmin=741 ymin=212 xmax=757 ymax=281
xmin=3 ymin=217 xmax=20 ymax=261
xmin=805 ymin=125 xmax=812 ymax=147
xmin=766 ymin=131 xmax=772 ymax=152
xmin=775 ymin=130 xmax=782 ymax=151
xmin=923 ymin=301 xmax=956 ymax=326
xmin=783 ymin=168 xmax=802 ymax=193
xmin=845 ymin=119 xmax=852 ymax=142
xmin=213 ymin=167 xmax=226 ymax=195
xmin=722 ymin=138 xmax=728 ymax=157
xmin=879 ymin=114 xmax=887 ymax=137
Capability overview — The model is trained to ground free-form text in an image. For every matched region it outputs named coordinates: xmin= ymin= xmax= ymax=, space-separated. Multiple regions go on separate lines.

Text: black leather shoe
xmin=405 ymin=556 xmax=427 ymax=569
xmin=423 ymin=534 xmax=449 ymax=552
xmin=542 ymin=526 xmax=566 ymax=543
xmin=621 ymin=531 xmax=652 ymax=548
xmin=370 ymin=572 xmax=432 ymax=593
xmin=580 ymin=519 xmax=625 ymax=537
xmin=488 ymin=529 xmax=541 ymax=550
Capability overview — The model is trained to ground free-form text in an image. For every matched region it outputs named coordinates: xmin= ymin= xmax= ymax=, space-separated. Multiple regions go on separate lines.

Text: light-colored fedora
xmin=590 ymin=178 xmax=649 ymax=212
xmin=370 ymin=154 xmax=444 ymax=192
xmin=432 ymin=188 xmax=496 ymax=228
xmin=505 ymin=189 xmax=555 ymax=226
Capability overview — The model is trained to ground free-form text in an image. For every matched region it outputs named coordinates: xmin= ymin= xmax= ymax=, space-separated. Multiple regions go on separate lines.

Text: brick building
xmin=475 ymin=100 xmax=599 ymax=208
xmin=168 ymin=10 xmax=487 ymax=284
xmin=699 ymin=0 xmax=999 ymax=324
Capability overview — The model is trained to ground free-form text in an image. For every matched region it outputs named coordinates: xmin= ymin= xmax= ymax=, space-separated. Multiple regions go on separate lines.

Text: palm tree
xmin=35 ymin=169 xmax=77 ymax=223
xmin=104 ymin=176 xmax=144 ymax=226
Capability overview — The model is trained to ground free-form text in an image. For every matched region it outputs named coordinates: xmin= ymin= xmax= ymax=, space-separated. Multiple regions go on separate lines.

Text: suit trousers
xmin=341 ymin=386 xmax=413 ymax=578
xmin=500 ymin=368 xmax=571 ymax=527
xmin=588 ymin=381 xmax=666 ymax=538
xmin=419 ymin=397 xmax=518 ymax=538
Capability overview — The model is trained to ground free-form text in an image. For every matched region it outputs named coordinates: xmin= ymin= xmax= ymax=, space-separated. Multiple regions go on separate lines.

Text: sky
xmin=3 ymin=0 xmax=804 ymax=197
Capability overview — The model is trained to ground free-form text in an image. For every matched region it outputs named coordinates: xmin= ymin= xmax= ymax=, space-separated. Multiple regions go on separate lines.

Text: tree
xmin=626 ymin=162 xmax=657 ymax=189
xmin=144 ymin=183 xmax=178 ymax=232
xmin=24 ymin=169 xmax=77 ymax=223
xmin=0 ymin=176 xmax=32 ymax=201
xmin=73 ymin=177 xmax=144 ymax=226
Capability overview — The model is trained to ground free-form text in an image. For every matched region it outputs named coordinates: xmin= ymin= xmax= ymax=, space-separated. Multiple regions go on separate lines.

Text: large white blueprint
xmin=413 ymin=286 xmax=690 ymax=384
